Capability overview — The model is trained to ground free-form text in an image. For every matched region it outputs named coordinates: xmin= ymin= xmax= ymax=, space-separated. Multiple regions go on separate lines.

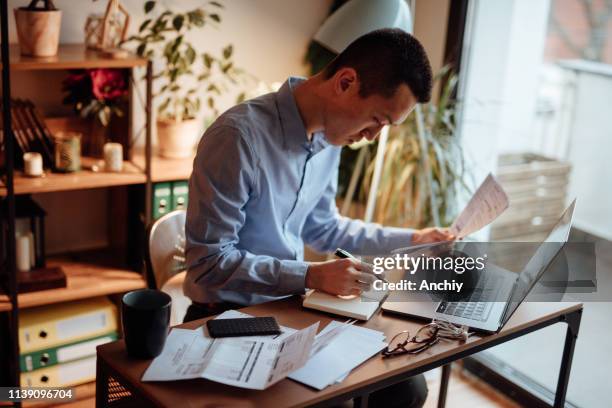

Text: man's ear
xmin=334 ymin=67 xmax=357 ymax=94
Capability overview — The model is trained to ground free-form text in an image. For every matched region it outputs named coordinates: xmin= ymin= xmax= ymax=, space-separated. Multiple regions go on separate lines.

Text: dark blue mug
xmin=122 ymin=289 xmax=171 ymax=359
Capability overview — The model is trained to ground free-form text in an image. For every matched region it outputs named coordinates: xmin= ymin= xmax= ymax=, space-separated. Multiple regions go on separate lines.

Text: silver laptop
xmin=382 ymin=200 xmax=576 ymax=333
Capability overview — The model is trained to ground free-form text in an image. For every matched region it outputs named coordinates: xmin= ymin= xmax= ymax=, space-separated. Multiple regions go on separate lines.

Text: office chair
xmin=145 ymin=209 xmax=190 ymax=325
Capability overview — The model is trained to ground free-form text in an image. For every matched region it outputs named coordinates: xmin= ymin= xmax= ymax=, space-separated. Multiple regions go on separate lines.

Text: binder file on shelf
xmin=19 ymin=297 xmax=118 ymax=354
xmin=153 ymin=182 xmax=172 ymax=219
xmin=20 ymin=355 xmax=97 ymax=388
xmin=20 ymin=332 xmax=118 ymax=372
xmin=171 ymin=181 xmax=189 ymax=211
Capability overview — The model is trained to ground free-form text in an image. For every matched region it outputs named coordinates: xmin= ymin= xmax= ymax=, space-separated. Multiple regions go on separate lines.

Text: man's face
xmin=323 ymin=69 xmax=418 ymax=146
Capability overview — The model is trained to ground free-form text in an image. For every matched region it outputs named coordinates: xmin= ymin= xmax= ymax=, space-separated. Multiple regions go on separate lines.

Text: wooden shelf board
xmin=17 ymin=253 xmax=146 ymax=309
xmin=133 ymin=148 xmax=194 ymax=182
xmin=6 ymin=44 xmax=147 ymax=71
xmin=0 ymin=292 xmax=11 ymax=312
xmin=0 ymin=157 xmax=146 ymax=196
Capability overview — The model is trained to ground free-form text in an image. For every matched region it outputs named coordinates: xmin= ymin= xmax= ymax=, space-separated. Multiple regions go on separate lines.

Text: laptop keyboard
xmin=436 ymin=274 xmax=502 ymax=321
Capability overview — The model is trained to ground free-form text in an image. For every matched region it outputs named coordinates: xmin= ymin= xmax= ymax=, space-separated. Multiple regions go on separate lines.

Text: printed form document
xmin=142 ymin=310 xmax=318 ymax=390
xmin=450 ymin=173 xmax=509 ymax=239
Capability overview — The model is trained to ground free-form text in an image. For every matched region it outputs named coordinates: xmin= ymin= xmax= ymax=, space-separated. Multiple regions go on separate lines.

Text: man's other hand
xmin=411 ymin=227 xmax=455 ymax=244
xmin=306 ymin=258 xmax=376 ymax=296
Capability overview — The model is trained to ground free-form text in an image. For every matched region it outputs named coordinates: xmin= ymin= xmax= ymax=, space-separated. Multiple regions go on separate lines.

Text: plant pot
xmin=157 ymin=118 xmax=201 ymax=159
xmin=14 ymin=8 xmax=62 ymax=57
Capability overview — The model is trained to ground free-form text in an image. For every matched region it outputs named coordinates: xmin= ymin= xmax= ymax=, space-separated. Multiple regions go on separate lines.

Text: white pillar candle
xmin=16 ymin=234 xmax=31 ymax=272
xmin=104 ymin=143 xmax=123 ymax=172
xmin=23 ymin=152 xmax=43 ymax=177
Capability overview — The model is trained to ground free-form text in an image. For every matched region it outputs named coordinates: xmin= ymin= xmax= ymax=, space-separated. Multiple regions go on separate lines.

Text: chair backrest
xmin=145 ymin=210 xmax=186 ymax=289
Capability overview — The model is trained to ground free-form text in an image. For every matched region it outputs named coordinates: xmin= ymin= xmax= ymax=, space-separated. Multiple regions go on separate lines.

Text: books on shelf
xmin=0 ymin=98 xmax=55 ymax=169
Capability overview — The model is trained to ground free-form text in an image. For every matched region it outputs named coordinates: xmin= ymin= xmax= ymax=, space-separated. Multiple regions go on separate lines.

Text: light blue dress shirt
xmin=184 ymin=77 xmax=413 ymax=306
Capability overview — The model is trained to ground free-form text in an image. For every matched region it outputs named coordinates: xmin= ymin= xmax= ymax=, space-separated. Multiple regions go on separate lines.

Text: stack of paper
xmin=142 ymin=310 xmax=317 ymax=390
xmin=289 ymin=321 xmax=387 ymax=390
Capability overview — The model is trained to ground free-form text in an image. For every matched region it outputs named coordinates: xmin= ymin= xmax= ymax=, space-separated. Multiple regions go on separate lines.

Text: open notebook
xmin=303 ymin=288 xmax=388 ymax=321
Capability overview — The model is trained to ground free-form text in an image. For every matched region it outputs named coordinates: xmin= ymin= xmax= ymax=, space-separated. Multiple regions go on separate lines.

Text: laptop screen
xmin=500 ymin=200 xmax=576 ymax=326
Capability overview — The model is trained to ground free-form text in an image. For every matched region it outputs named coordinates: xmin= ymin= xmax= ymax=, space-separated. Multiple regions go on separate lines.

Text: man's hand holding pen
xmin=306 ymin=227 xmax=456 ymax=297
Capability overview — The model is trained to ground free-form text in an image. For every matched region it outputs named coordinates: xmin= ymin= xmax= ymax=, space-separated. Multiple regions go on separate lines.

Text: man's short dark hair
xmin=323 ymin=28 xmax=433 ymax=103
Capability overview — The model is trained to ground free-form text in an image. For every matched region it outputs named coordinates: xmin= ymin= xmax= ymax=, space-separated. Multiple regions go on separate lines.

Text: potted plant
xmin=126 ymin=1 xmax=244 ymax=158
xmin=351 ymin=68 xmax=469 ymax=228
xmin=14 ymin=0 xmax=62 ymax=57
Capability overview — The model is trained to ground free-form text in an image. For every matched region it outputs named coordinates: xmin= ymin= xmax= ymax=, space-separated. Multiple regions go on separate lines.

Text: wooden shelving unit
xmin=0 ymin=32 xmax=153 ymax=399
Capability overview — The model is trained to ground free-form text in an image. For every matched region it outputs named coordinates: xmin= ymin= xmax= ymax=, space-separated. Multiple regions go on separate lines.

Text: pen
xmin=334 ymin=248 xmax=389 ymax=283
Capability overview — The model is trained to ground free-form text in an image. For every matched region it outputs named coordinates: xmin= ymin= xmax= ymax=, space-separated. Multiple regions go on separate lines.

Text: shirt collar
xmin=276 ymin=77 xmax=330 ymax=154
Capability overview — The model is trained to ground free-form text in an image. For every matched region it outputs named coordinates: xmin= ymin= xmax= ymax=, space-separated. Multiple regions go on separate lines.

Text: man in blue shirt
xmin=184 ymin=29 xmax=453 ymax=407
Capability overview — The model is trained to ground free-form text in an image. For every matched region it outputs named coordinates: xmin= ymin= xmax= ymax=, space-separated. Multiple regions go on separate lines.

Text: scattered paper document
xmin=142 ymin=317 xmax=318 ymax=390
xmin=289 ymin=321 xmax=387 ymax=390
xmin=450 ymin=173 xmax=509 ymax=239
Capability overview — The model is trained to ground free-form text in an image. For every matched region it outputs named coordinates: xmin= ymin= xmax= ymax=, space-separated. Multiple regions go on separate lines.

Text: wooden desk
xmin=96 ymin=297 xmax=582 ymax=408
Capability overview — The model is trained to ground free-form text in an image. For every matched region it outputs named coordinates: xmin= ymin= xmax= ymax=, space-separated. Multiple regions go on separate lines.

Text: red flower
xmin=89 ymin=69 xmax=128 ymax=101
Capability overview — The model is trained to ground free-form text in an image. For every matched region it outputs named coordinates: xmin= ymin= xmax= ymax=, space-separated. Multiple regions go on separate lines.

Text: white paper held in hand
xmin=450 ymin=173 xmax=509 ymax=239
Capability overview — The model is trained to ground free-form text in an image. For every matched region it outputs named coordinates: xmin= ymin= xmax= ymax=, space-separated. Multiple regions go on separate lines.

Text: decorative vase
xmin=14 ymin=8 xmax=62 ymax=57
xmin=157 ymin=119 xmax=201 ymax=159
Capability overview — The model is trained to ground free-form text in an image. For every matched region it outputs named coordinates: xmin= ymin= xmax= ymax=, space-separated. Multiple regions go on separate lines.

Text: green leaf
xmin=203 ymin=53 xmax=213 ymax=69
xmin=186 ymin=45 xmax=196 ymax=64
xmin=236 ymin=92 xmax=246 ymax=103
xmin=206 ymin=84 xmax=220 ymax=94
xmin=158 ymin=97 xmax=171 ymax=115
xmin=144 ymin=1 xmax=155 ymax=13
xmin=209 ymin=1 xmax=224 ymax=8
xmin=172 ymin=15 xmax=184 ymax=31
xmin=209 ymin=13 xmax=221 ymax=23
xmin=136 ymin=43 xmax=146 ymax=56
xmin=221 ymin=62 xmax=233 ymax=73
xmin=207 ymin=97 xmax=215 ymax=109
xmin=139 ymin=19 xmax=152 ymax=32
xmin=222 ymin=44 xmax=233 ymax=59
xmin=187 ymin=9 xmax=206 ymax=26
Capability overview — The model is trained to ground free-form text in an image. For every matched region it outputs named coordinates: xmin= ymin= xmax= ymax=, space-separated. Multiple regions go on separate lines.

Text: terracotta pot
xmin=157 ymin=118 xmax=201 ymax=159
xmin=14 ymin=8 xmax=62 ymax=57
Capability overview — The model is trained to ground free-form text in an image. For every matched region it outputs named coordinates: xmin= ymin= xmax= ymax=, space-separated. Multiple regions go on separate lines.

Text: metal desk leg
xmin=554 ymin=309 xmax=582 ymax=408
xmin=96 ymin=358 xmax=109 ymax=408
xmin=438 ymin=363 xmax=451 ymax=408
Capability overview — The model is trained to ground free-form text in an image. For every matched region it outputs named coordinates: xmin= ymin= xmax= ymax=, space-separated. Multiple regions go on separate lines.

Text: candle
xmin=23 ymin=152 xmax=43 ymax=177
xmin=16 ymin=234 xmax=31 ymax=272
xmin=104 ymin=142 xmax=123 ymax=172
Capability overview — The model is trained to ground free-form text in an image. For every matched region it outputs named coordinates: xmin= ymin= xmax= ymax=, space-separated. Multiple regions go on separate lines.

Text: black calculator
xmin=206 ymin=317 xmax=281 ymax=338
